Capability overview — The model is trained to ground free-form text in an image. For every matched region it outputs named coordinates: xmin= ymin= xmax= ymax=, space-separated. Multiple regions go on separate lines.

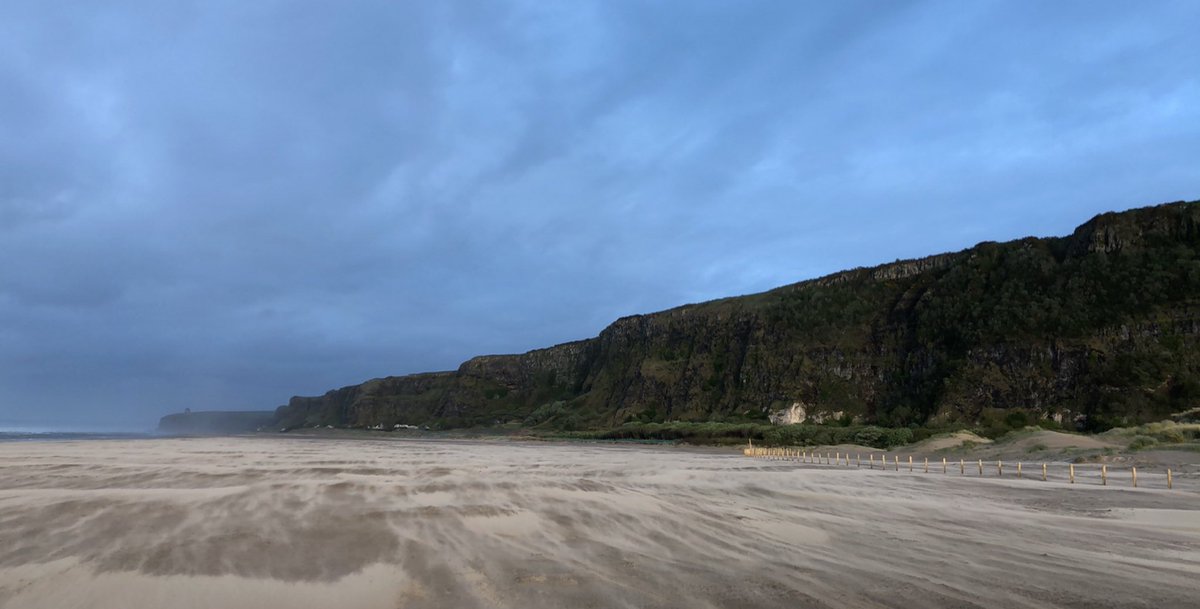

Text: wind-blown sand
xmin=1 ymin=437 xmax=1197 ymax=609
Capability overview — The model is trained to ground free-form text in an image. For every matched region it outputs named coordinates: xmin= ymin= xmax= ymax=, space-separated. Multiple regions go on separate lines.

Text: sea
xmin=0 ymin=425 xmax=156 ymax=443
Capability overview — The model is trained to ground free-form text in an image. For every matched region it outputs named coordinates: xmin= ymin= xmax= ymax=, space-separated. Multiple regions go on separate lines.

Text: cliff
xmin=158 ymin=410 xmax=276 ymax=435
xmin=275 ymin=200 xmax=1200 ymax=432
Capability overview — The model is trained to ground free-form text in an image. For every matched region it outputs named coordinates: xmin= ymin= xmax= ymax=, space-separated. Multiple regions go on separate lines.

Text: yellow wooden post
xmin=1017 ymin=462 xmax=1022 ymax=479
xmin=978 ymin=459 xmax=983 ymax=476
xmin=857 ymin=453 xmax=861 ymax=468
xmin=908 ymin=455 xmax=913 ymax=472
xmin=1042 ymin=463 xmax=1047 ymax=482
xmin=1069 ymin=463 xmax=1075 ymax=484
xmin=924 ymin=457 xmax=929 ymax=473
xmin=1102 ymin=464 xmax=1108 ymax=486
xmin=1167 ymin=469 xmax=1173 ymax=489
xmin=894 ymin=455 xmax=900 ymax=471
xmin=998 ymin=460 xmax=1003 ymax=477
xmin=1131 ymin=466 xmax=1137 ymax=488
xmin=869 ymin=454 xmax=874 ymax=469
xmin=942 ymin=457 xmax=947 ymax=474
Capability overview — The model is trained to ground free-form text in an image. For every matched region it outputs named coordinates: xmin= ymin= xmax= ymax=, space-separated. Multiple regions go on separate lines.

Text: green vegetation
xmin=275 ymin=201 xmax=1200 ymax=435
xmin=1103 ymin=420 xmax=1200 ymax=450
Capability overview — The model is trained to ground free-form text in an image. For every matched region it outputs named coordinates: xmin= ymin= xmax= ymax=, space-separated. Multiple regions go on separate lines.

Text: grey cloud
xmin=1 ymin=0 xmax=1197 ymax=428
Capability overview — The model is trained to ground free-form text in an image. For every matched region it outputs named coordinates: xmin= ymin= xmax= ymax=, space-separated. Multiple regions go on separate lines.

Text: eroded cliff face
xmin=274 ymin=200 xmax=1200 ymax=431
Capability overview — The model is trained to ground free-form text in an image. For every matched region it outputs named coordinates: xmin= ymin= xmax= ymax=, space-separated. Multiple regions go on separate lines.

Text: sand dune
xmin=1 ymin=437 xmax=1197 ymax=608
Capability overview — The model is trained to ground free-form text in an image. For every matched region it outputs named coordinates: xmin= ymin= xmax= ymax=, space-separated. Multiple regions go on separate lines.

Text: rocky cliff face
xmin=274 ymin=200 xmax=1200 ymax=431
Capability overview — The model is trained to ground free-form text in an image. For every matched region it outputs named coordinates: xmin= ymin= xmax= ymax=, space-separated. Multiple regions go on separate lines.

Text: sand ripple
xmin=0 ymin=437 xmax=1197 ymax=608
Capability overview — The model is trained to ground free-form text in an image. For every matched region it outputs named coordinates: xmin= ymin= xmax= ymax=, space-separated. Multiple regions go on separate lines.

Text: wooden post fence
xmin=741 ymin=447 xmax=1178 ymax=491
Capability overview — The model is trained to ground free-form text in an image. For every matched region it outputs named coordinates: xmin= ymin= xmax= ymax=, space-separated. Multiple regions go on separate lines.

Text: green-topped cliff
xmin=275 ymin=200 xmax=1200 ymax=433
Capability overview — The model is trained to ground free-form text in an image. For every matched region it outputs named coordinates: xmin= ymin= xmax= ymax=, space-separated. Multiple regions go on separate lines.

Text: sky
xmin=2 ymin=1 xmax=1198 ymax=429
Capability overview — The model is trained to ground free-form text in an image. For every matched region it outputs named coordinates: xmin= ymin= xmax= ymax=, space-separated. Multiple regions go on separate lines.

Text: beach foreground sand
xmin=1 ymin=437 xmax=1197 ymax=609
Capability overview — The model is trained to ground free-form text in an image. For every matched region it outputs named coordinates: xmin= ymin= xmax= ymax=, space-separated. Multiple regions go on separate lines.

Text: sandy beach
xmin=1 ymin=437 xmax=1197 ymax=609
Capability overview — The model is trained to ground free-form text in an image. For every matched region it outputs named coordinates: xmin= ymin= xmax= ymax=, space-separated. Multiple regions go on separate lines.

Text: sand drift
xmin=1 ymin=437 xmax=1197 ymax=608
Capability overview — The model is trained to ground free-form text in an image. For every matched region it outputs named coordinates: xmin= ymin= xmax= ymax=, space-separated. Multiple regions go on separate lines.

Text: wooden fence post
xmin=894 ymin=455 xmax=900 ymax=471
xmin=857 ymin=453 xmax=861 ymax=468
xmin=870 ymin=454 xmax=875 ymax=469
xmin=1167 ymin=469 xmax=1173 ymax=489
xmin=1069 ymin=463 xmax=1075 ymax=484
xmin=1131 ymin=466 xmax=1137 ymax=488
xmin=978 ymin=459 xmax=983 ymax=476
xmin=1102 ymin=464 xmax=1107 ymax=486
xmin=998 ymin=460 xmax=1003 ymax=477
xmin=1017 ymin=462 xmax=1022 ymax=479
xmin=924 ymin=457 xmax=929 ymax=473
xmin=908 ymin=455 xmax=914 ymax=472
xmin=1042 ymin=463 xmax=1047 ymax=482
xmin=942 ymin=457 xmax=947 ymax=474
xmin=960 ymin=458 xmax=965 ymax=475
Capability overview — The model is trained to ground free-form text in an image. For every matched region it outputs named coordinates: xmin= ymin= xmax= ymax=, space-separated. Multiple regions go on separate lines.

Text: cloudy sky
xmin=2 ymin=1 xmax=1198 ymax=429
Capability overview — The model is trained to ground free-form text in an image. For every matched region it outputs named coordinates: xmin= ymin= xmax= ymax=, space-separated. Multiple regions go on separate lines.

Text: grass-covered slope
xmin=276 ymin=200 xmax=1200 ymax=433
